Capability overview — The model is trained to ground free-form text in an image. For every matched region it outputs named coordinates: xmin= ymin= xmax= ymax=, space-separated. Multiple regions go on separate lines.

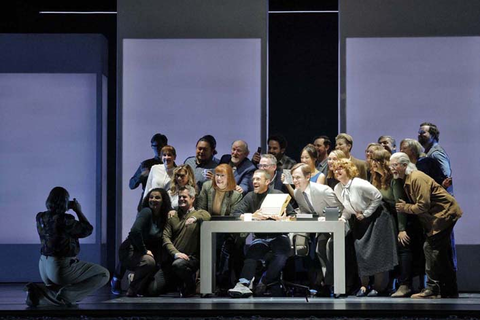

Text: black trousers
xmin=424 ymin=223 xmax=457 ymax=297
xmin=240 ymin=235 xmax=291 ymax=285
xmin=396 ymin=216 xmax=426 ymax=286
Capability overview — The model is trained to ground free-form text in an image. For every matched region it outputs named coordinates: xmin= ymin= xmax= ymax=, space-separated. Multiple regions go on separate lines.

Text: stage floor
xmin=1 ymin=284 xmax=480 ymax=318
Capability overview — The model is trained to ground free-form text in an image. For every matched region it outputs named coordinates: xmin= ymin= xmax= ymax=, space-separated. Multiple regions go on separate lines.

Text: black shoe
xmin=110 ymin=277 xmax=122 ymax=295
xmin=441 ymin=292 xmax=459 ymax=298
xmin=253 ymin=281 xmax=267 ymax=297
xmin=24 ymin=283 xmax=40 ymax=307
xmin=316 ymin=285 xmax=332 ymax=297
xmin=268 ymin=283 xmax=284 ymax=297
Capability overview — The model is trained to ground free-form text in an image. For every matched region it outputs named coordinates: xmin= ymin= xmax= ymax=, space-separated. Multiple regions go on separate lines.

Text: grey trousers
xmin=37 ymin=255 xmax=109 ymax=306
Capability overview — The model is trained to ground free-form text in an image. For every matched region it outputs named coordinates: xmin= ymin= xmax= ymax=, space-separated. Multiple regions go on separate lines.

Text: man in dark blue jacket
xmin=220 ymin=140 xmax=256 ymax=195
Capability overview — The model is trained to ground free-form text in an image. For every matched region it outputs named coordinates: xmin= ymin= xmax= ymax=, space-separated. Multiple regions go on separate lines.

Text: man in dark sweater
xmin=163 ymin=186 xmax=211 ymax=297
xmin=129 ymin=133 xmax=168 ymax=211
xmin=228 ymin=170 xmax=294 ymax=298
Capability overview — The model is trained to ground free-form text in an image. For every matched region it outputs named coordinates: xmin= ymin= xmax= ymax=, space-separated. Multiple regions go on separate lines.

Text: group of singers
xmin=25 ymin=122 xmax=462 ymax=307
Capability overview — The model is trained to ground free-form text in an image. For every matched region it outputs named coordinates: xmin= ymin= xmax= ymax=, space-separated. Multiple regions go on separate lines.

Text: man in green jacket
xmin=163 ymin=185 xmax=211 ymax=297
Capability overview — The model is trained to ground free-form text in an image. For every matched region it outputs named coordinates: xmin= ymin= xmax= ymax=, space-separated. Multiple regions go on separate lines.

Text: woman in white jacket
xmin=144 ymin=145 xmax=177 ymax=198
xmin=333 ymin=158 xmax=398 ymax=297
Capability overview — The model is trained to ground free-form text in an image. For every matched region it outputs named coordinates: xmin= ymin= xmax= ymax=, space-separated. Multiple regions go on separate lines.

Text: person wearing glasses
xmin=197 ymin=164 xmax=243 ymax=292
xmin=333 ymin=159 xmax=398 ymax=298
xmin=129 ymin=133 xmax=169 ymax=211
xmin=370 ymin=149 xmax=421 ymax=298
xmin=169 ymin=165 xmax=197 ymax=210
xmin=391 ymin=152 xmax=461 ymax=299
xmin=257 ymin=154 xmax=289 ymax=194
xmin=197 ymin=164 xmax=242 ymax=216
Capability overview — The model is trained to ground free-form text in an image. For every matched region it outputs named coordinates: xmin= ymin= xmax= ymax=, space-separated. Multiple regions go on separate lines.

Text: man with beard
xmin=220 ymin=140 xmax=256 ymax=195
xmin=163 ymin=186 xmax=211 ymax=297
xmin=390 ymin=152 xmax=461 ymax=299
xmin=313 ymin=135 xmax=331 ymax=177
xmin=418 ymin=122 xmax=453 ymax=195
xmin=184 ymin=135 xmax=218 ymax=190
xmin=228 ymin=170 xmax=294 ymax=298
xmin=251 ymin=135 xmax=297 ymax=170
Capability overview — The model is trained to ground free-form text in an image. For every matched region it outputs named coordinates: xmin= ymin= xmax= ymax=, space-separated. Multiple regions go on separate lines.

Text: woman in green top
xmin=197 ymin=164 xmax=242 ymax=216
xmin=371 ymin=149 xmax=424 ymax=298
xmin=197 ymin=164 xmax=243 ymax=292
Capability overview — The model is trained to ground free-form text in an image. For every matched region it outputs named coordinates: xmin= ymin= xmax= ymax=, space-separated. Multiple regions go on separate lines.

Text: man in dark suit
xmin=220 ymin=140 xmax=256 ymax=195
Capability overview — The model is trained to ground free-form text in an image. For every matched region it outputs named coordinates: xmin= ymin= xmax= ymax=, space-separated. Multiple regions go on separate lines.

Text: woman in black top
xmin=25 ymin=187 xmax=109 ymax=307
xmin=119 ymin=188 xmax=173 ymax=296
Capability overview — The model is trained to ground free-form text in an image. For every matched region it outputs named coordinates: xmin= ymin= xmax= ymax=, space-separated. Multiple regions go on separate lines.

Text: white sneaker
xmin=228 ymin=282 xmax=253 ymax=298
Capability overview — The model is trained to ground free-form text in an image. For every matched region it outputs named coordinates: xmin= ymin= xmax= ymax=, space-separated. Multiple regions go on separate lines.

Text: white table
xmin=200 ymin=220 xmax=345 ymax=295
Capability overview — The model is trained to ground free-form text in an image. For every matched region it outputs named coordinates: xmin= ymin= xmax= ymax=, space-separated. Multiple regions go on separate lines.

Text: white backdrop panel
xmin=122 ymin=39 xmax=261 ymax=238
xmin=346 ymin=37 xmax=480 ymax=244
xmin=0 ymin=73 xmax=98 ymax=244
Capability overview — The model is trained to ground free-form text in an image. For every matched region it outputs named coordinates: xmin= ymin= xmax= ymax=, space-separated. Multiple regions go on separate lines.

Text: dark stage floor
xmin=1 ymin=284 xmax=480 ymax=319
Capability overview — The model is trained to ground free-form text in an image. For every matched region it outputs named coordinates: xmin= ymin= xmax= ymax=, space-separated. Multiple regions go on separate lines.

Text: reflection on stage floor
xmin=1 ymin=284 xmax=480 ymax=318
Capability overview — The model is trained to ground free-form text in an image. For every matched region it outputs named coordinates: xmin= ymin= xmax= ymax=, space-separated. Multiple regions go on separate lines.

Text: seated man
xmin=291 ymin=163 xmax=342 ymax=294
xmin=228 ymin=170 xmax=294 ymax=298
xmin=163 ymin=186 xmax=211 ymax=297
xmin=184 ymin=135 xmax=218 ymax=190
xmin=220 ymin=140 xmax=256 ymax=195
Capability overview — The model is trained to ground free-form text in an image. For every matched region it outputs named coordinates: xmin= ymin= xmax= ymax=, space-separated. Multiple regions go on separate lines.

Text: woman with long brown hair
xmin=119 ymin=188 xmax=173 ymax=297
